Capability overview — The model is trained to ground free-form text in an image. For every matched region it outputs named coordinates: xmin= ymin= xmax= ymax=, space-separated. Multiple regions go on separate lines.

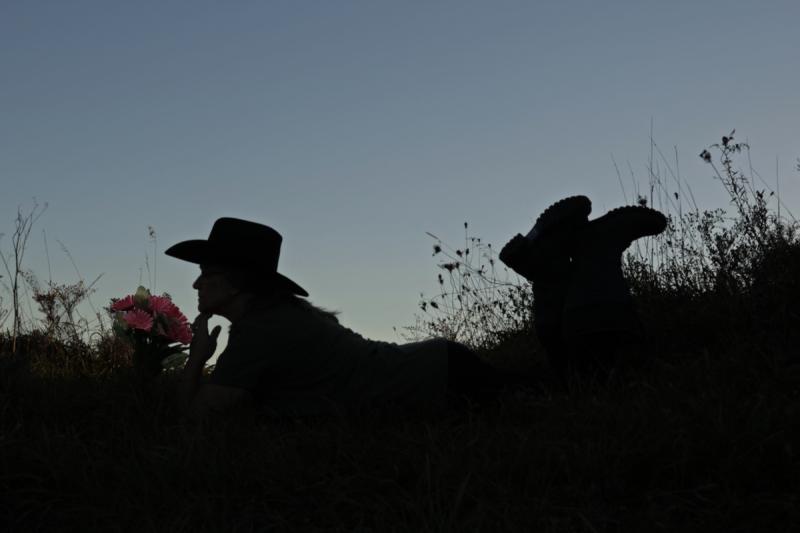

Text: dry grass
xmin=2 ymin=314 xmax=799 ymax=532
xmin=2 ymin=131 xmax=799 ymax=531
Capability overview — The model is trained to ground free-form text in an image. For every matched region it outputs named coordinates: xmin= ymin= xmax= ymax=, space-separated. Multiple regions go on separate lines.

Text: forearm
xmin=177 ymin=357 xmax=207 ymax=414
xmin=179 ymin=312 xmax=222 ymax=416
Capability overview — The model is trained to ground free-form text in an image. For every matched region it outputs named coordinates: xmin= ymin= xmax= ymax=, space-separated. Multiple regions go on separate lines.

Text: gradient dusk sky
xmin=2 ymin=1 xmax=799 ymax=356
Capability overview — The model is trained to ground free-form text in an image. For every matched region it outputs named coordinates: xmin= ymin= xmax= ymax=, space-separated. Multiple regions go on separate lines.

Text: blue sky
xmin=2 ymin=1 xmax=798 ymax=354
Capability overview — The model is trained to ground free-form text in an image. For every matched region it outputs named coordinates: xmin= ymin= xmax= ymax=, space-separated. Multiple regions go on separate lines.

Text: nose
xmin=192 ymin=275 xmax=202 ymax=290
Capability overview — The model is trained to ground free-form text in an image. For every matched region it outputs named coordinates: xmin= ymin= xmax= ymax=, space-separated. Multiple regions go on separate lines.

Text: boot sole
xmin=525 ymin=195 xmax=592 ymax=242
xmin=500 ymin=195 xmax=592 ymax=279
xmin=588 ymin=205 xmax=668 ymax=243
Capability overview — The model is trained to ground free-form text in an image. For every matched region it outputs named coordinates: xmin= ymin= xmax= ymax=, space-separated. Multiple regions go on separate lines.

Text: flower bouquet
xmin=109 ymin=286 xmax=193 ymax=378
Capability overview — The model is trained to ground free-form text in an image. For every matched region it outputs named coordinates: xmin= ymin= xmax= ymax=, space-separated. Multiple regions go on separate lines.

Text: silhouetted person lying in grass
xmin=166 ymin=218 xmax=524 ymax=419
xmin=499 ymin=196 xmax=667 ymax=381
xmin=166 ymin=202 xmax=666 ymax=419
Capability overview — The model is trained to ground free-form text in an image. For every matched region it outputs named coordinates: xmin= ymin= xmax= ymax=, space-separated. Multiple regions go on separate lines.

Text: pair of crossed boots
xmin=499 ymin=196 xmax=667 ymax=382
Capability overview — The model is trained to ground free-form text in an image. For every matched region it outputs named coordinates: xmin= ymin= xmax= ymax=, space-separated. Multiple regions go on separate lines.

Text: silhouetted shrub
xmin=625 ymin=130 xmax=799 ymax=355
xmin=402 ymin=222 xmax=533 ymax=351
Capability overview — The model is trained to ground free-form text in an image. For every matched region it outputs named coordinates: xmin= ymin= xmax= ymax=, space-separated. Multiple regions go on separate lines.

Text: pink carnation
xmin=123 ymin=308 xmax=153 ymax=332
xmin=111 ymin=295 xmax=136 ymax=312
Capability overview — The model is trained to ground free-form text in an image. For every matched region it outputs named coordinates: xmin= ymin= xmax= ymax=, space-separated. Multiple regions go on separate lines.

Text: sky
xmin=1 ymin=0 xmax=799 ymax=358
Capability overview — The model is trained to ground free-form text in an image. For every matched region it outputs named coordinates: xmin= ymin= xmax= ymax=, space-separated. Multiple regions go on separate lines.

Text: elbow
xmin=183 ymin=384 xmax=253 ymax=420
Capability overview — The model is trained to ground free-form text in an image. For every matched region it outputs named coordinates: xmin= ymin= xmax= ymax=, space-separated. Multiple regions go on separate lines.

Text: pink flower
xmin=111 ymin=289 xmax=192 ymax=345
xmin=149 ymin=295 xmax=182 ymax=319
xmin=111 ymin=295 xmax=136 ymax=312
xmin=123 ymin=308 xmax=154 ymax=332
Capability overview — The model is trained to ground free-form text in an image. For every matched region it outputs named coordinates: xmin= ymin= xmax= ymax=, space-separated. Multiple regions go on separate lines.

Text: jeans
xmin=445 ymin=341 xmax=532 ymax=404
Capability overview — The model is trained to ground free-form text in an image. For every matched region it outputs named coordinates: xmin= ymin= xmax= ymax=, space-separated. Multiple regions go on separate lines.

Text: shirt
xmin=209 ymin=299 xmax=449 ymax=417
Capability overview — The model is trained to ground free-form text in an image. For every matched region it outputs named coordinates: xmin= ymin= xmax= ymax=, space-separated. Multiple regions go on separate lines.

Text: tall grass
xmin=624 ymin=131 xmax=799 ymax=358
xmin=402 ymin=222 xmax=533 ymax=352
xmin=1 ymin=131 xmax=799 ymax=531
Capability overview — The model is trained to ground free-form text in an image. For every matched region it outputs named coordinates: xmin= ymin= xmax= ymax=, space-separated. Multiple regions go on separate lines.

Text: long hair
xmin=224 ymin=266 xmax=340 ymax=324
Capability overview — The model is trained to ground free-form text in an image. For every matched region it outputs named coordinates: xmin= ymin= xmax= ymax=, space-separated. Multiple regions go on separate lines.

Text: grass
xmin=2 ymin=318 xmax=799 ymax=531
xmin=2 ymin=131 xmax=800 ymax=531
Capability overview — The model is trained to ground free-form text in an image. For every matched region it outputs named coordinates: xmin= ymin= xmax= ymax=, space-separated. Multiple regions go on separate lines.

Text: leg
xmin=564 ymin=207 xmax=666 ymax=341
xmin=445 ymin=341 xmax=501 ymax=404
xmin=564 ymin=329 xmax=645 ymax=384
xmin=563 ymin=206 xmax=666 ymax=377
xmin=500 ymin=199 xmax=666 ymax=382
xmin=499 ymin=196 xmax=592 ymax=380
xmin=445 ymin=341 xmax=532 ymax=405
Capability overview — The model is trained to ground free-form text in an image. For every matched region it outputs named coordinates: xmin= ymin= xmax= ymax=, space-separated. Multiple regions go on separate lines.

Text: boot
xmin=499 ymin=195 xmax=592 ymax=282
xmin=499 ymin=196 xmax=592 ymax=378
xmin=562 ymin=205 xmax=667 ymax=374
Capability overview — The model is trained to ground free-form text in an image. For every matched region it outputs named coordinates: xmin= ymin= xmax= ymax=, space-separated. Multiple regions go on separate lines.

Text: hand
xmin=189 ymin=313 xmax=222 ymax=363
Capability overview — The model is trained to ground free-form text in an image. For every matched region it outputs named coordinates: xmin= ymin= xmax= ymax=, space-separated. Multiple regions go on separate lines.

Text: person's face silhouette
xmin=192 ymin=264 xmax=239 ymax=315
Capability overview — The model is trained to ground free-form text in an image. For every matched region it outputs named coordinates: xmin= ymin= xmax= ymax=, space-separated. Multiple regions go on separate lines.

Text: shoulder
xmin=230 ymin=302 xmax=304 ymax=338
xmin=237 ymin=298 xmax=342 ymax=339
xmin=213 ymin=299 xmax=329 ymax=375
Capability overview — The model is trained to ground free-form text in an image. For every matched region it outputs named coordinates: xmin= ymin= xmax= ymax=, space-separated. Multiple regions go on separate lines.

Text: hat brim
xmin=165 ymin=240 xmax=309 ymax=297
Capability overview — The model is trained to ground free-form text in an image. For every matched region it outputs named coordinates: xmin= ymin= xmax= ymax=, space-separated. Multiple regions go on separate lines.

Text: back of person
xmin=209 ymin=297 xmax=449 ymax=417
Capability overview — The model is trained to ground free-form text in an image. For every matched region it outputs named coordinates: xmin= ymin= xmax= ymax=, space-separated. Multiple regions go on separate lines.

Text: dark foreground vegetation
xmin=2 ymin=328 xmax=799 ymax=532
xmin=2 ymin=133 xmax=799 ymax=531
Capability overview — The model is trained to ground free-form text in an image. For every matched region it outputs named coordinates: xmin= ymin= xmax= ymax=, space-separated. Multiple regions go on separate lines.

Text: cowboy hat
xmin=164 ymin=217 xmax=308 ymax=297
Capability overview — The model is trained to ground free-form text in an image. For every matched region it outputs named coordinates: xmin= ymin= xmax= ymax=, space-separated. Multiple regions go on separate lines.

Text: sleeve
xmin=208 ymin=309 xmax=303 ymax=391
xmin=208 ymin=329 xmax=268 ymax=391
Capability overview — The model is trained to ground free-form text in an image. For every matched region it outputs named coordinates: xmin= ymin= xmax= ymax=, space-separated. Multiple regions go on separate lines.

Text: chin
xmin=198 ymin=302 xmax=220 ymax=316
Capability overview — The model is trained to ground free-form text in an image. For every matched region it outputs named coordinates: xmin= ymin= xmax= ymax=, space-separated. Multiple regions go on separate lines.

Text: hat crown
xmin=207 ymin=218 xmax=281 ymax=270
